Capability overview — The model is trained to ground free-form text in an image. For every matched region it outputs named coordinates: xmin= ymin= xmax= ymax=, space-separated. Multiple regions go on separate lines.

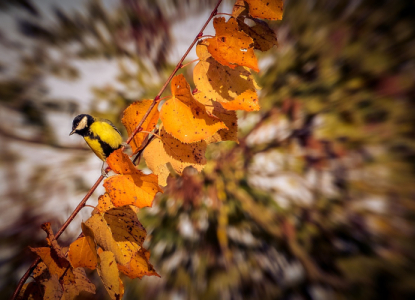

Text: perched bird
xmin=70 ymin=114 xmax=123 ymax=172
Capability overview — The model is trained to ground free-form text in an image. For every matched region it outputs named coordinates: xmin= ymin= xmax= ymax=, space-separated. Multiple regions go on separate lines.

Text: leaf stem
xmin=11 ymin=0 xmax=224 ymax=298
xmin=180 ymin=59 xmax=200 ymax=69
xmin=215 ymin=13 xmax=233 ymax=17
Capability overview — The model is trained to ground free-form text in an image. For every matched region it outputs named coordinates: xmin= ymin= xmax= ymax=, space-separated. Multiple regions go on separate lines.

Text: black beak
xmin=69 ymin=129 xmax=76 ymax=136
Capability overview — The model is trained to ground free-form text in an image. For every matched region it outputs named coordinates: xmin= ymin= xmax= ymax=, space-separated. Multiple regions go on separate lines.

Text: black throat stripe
xmin=87 ymin=131 xmax=120 ymax=159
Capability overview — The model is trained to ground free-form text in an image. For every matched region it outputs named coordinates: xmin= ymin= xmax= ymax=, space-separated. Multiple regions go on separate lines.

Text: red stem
xmin=11 ymin=1 xmax=223 ymax=299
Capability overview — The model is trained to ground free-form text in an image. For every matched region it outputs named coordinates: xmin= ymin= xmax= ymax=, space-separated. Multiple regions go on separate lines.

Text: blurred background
xmin=1 ymin=0 xmax=415 ymax=299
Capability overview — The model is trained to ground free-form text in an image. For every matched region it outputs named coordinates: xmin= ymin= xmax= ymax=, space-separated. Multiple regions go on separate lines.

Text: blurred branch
xmin=0 ymin=127 xmax=89 ymax=151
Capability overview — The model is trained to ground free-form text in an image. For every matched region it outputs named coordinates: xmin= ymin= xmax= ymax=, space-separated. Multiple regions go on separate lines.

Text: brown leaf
xmin=30 ymin=247 xmax=73 ymax=281
xmin=237 ymin=18 xmax=278 ymax=51
xmin=62 ymin=268 xmax=96 ymax=300
xmin=18 ymin=282 xmax=44 ymax=300
xmin=206 ymin=17 xmax=259 ymax=72
xmin=122 ymin=100 xmax=159 ymax=154
xmin=43 ymin=275 xmax=63 ymax=300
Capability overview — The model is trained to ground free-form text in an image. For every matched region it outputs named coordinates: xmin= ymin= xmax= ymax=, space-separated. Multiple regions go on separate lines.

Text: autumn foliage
xmin=17 ymin=0 xmax=283 ymax=299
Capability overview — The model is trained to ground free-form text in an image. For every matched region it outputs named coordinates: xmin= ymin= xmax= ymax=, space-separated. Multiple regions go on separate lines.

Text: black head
xmin=70 ymin=114 xmax=95 ymax=136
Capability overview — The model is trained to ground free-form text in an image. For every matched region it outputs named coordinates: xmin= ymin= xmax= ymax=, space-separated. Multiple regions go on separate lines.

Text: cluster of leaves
xmin=125 ymin=0 xmax=415 ymax=299
xmin=19 ymin=0 xmax=283 ymax=299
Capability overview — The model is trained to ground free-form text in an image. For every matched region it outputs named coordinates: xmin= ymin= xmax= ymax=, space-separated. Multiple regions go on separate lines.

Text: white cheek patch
xmin=76 ymin=116 xmax=88 ymax=130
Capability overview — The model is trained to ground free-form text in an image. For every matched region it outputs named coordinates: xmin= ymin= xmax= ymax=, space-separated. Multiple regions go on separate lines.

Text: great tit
xmin=70 ymin=114 xmax=123 ymax=168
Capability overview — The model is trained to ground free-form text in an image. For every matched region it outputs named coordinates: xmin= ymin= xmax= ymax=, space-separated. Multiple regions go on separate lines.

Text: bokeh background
xmin=1 ymin=0 xmax=415 ymax=299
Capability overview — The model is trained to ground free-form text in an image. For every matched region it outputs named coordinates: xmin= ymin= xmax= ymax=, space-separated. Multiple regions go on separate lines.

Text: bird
xmin=70 ymin=114 xmax=123 ymax=174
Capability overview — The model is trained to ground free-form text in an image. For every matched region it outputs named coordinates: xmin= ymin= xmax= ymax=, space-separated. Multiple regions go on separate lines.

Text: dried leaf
xmin=43 ymin=275 xmax=63 ymax=300
xmin=194 ymin=94 xmax=238 ymax=143
xmin=68 ymin=236 xmax=97 ymax=270
xmin=30 ymin=247 xmax=73 ymax=281
xmin=206 ymin=17 xmax=258 ymax=72
xmin=237 ymin=18 xmax=278 ymax=51
xmin=160 ymin=74 xmax=227 ymax=143
xmin=84 ymin=207 xmax=146 ymax=266
xmin=245 ymin=0 xmax=283 ymax=20
xmin=97 ymin=251 xmax=123 ymax=300
xmin=18 ymin=282 xmax=44 ymax=300
xmin=62 ymin=268 xmax=96 ymax=300
xmin=193 ymin=46 xmax=260 ymax=111
xmin=122 ymin=100 xmax=159 ymax=154
xmin=143 ymin=127 xmax=207 ymax=186
xmin=118 ymin=248 xmax=160 ymax=279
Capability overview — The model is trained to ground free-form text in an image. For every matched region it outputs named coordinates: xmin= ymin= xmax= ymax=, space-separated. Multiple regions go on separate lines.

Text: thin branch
xmin=11 ymin=1 xmax=223 ymax=298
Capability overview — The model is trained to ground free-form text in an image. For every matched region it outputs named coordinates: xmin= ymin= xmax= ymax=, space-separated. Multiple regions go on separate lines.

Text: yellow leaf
xmin=245 ymin=0 xmax=283 ymax=20
xmin=68 ymin=236 xmax=97 ymax=270
xmin=143 ymin=127 xmax=207 ymax=186
xmin=118 ymin=248 xmax=160 ymax=279
xmin=160 ymin=75 xmax=227 ymax=143
xmin=237 ymin=18 xmax=278 ymax=51
xmin=84 ymin=207 xmax=146 ymax=266
xmin=92 ymin=193 xmax=115 ymax=214
xmin=206 ymin=17 xmax=259 ymax=72
xmin=194 ymin=94 xmax=238 ymax=143
xmin=121 ymin=100 xmax=159 ymax=154
xmin=97 ymin=251 xmax=123 ymax=300
xmin=193 ymin=49 xmax=260 ymax=111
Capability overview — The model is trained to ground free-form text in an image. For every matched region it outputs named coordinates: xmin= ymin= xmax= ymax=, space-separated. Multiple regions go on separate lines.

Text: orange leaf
xmin=104 ymin=173 xmax=161 ymax=208
xmin=143 ymin=127 xmax=207 ymax=186
xmin=105 ymin=149 xmax=162 ymax=208
xmin=118 ymin=248 xmax=160 ymax=279
xmin=122 ymin=99 xmax=159 ymax=154
xmin=245 ymin=0 xmax=284 ymax=20
xmin=220 ymin=90 xmax=260 ymax=112
xmin=194 ymin=43 xmax=260 ymax=111
xmin=237 ymin=18 xmax=278 ymax=51
xmin=68 ymin=237 xmax=97 ymax=270
xmin=160 ymin=75 xmax=227 ymax=143
xmin=193 ymin=94 xmax=238 ymax=143
xmin=206 ymin=17 xmax=259 ymax=72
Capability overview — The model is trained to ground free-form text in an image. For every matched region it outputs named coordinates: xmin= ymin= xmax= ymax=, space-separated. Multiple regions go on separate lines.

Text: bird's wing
xmin=99 ymin=118 xmax=122 ymax=135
